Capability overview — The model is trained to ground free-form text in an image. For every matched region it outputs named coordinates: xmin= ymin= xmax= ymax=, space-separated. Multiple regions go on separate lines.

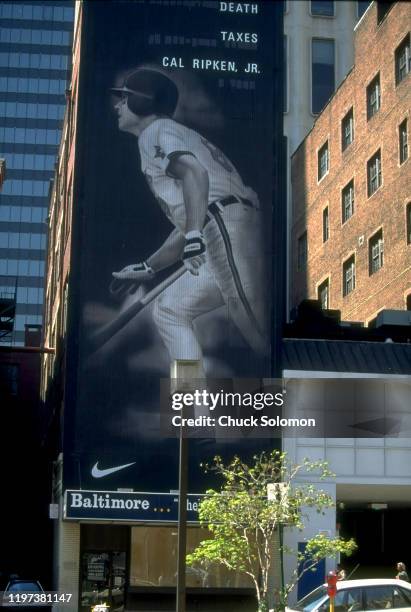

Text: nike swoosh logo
xmin=91 ymin=461 xmax=135 ymax=478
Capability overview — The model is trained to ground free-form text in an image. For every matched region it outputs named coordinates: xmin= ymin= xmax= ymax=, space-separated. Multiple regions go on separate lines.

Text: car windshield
xmin=7 ymin=581 xmax=41 ymax=592
xmin=294 ymin=585 xmax=328 ymax=612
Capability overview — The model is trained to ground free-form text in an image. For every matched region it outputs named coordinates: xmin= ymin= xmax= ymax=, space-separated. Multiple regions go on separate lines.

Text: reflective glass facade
xmin=0 ymin=0 xmax=73 ymax=344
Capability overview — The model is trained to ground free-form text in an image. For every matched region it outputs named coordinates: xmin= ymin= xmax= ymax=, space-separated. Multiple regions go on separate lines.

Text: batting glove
xmin=112 ymin=261 xmax=155 ymax=280
xmin=182 ymin=231 xmax=206 ymax=275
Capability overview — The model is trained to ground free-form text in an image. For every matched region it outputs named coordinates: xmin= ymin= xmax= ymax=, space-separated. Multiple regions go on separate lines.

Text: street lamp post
xmin=171 ymin=359 xmax=202 ymax=612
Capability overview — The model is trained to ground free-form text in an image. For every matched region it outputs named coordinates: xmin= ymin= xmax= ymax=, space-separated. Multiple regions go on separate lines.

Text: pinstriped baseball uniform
xmin=138 ymin=118 xmax=267 ymax=360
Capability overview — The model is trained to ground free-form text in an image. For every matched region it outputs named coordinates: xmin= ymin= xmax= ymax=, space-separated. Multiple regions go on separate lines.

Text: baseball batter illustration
xmin=110 ymin=68 xmax=267 ymax=366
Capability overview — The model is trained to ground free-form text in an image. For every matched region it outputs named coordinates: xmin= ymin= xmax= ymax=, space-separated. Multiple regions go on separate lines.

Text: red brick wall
xmin=291 ymin=1 xmax=411 ymax=323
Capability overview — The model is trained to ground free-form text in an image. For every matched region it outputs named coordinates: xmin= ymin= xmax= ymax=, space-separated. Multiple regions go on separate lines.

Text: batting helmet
xmin=111 ymin=68 xmax=178 ymax=117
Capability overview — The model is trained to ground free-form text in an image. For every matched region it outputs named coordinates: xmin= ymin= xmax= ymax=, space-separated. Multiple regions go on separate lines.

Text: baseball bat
xmin=89 ymin=266 xmax=186 ymax=353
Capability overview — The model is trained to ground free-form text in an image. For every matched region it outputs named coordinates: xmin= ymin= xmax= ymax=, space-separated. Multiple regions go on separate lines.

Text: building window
xmin=367 ymin=150 xmax=382 ymax=197
xmin=407 ymin=202 xmax=411 ymax=245
xmin=311 ymin=1 xmax=334 ymax=17
xmin=369 ymin=229 xmax=384 ymax=275
xmin=343 ymin=255 xmax=355 ymax=297
xmin=395 ymin=34 xmax=410 ymax=86
xmin=0 ymin=363 xmax=19 ymax=396
xmin=341 ymin=108 xmax=354 ymax=151
xmin=318 ymin=141 xmax=329 ymax=181
xmin=130 ymin=526 xmax=250 ymax=588
xmin=342 ymin=180 xmax=355 ymax=223
xmin=312 ymin=39 xmax=335 ymax=114
xmin=62 ymin=281 xmax=69 ymax=334
xmin=297 ymin=231 xmax=308 ymax=271
xmin=323 ymin=206 xmax=329 ymax=242
xmin=318 ymin=278 xmax=329 ymax=309
xmin=399 ymin=119 xmax=408 ymax=164
xmin=284 ymin=36 xmax=288 ymax=112
xmin=367 ymin=74 xmax=381 ymax=119
xmin=65 ymin=178 xmax=73 ymax=241
xmin=357 ymin=1 xmax=371 ymax=19
xmin=377 ymin=1 xmax=394 ymax=24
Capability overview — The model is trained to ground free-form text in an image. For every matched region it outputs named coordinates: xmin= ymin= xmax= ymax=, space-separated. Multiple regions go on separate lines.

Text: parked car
xmin=2 ymin=578 xmax=50 ymax=610
xmin=0 ymin=572 xmax=20 ymax=591
xmin=286 ymin=578 xmax=411 ymax=612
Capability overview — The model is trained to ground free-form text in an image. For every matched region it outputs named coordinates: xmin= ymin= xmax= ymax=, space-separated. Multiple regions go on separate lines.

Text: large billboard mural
xmin=63 ymin=0 xmax=284 ymax=492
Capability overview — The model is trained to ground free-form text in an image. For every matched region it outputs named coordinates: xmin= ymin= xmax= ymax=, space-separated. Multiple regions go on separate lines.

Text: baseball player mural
xmin=63 ymin=0 xmax=282 ymax=492
xmin=109 ymin=68 xmax=268 ymax=368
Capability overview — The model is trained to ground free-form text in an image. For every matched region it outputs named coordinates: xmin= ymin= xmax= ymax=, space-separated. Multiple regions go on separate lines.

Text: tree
xmin=186 ymin=450 xmax=357 ymax=612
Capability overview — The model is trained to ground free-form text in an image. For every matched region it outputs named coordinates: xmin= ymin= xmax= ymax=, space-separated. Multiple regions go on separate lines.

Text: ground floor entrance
xmin=78 ymin=523 xmax=256 ymax=611
xmin=339 ymin=508 xmax=411 ymax=578
xmin=80 ymin=551 xmax=126 ymax=611
xmin=337 ymin=484 xmax=411 ymax=580
xmin=80 ymin=525 xmax=128 ymax=611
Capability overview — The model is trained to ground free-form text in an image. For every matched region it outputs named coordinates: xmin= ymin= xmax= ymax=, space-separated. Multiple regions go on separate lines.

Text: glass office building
xmin=0 ymin=1 xmax=73 ymax=345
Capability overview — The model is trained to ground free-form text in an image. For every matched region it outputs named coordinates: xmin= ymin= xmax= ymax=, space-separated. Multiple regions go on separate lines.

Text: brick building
xmin=40 ymin=2 xmax=80 ymax=601
xmin=291 ymin=1 xmax=410 ymax=324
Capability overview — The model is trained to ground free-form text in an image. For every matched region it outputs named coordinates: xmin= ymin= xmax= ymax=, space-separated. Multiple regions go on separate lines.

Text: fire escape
xmin=0 ymin=283 xmax=16 ymax=343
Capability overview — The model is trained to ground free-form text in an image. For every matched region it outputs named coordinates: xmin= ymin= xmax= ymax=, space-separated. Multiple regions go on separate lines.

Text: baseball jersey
xmin=138 ymin=118 xmax=258 ymax=232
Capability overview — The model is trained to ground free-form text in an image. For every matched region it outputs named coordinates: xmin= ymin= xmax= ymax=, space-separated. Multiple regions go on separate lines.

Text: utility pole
xmin=172 ymin=359 xmax=202 ymax=612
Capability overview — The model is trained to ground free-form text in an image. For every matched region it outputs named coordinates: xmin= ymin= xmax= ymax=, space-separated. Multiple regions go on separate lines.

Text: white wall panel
xmin=355 ymin=449 xmax=385 ymax=475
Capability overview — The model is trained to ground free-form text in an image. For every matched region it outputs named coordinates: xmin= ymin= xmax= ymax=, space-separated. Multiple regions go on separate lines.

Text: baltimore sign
xmin=64 ymin=490 xmax=203 ymax=522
